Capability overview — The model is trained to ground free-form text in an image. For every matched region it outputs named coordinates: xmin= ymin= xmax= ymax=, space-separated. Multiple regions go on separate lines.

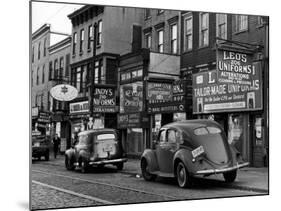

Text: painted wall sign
xmin=217 ymin=50 xmax=255 ymax=85
xmin=117 ymin=113 xmax=149 ymax=128
xmin=93 ymin=87 xmax=117 ymax=113
xmin=147 ymin=82 xmax=173 ymax=104
xmin=193 ymin=61 xmax=262 ymax=114
xmin=69 ymin=101 xmax=89 ymax=114
xmin=120 ymin=82 xmax=143 ymax=113
xmin=50 ymin=84 xmax=78 ymax=101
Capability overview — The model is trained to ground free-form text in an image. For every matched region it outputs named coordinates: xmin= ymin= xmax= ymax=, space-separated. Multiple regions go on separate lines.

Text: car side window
xmin=167 ymin=130 xmax=176 ymax=144
xmin=159 ymin=130 xmax=166 ymax=143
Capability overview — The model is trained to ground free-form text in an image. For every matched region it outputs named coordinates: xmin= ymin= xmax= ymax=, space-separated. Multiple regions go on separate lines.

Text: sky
xmin=32 ymin=1 xmax=84 ymax=45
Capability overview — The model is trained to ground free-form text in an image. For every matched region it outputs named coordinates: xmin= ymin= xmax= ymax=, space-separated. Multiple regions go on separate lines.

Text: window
xmin=88 ymin=25 xmax=93 ymax=50
xmin=54 ymin=59 xmax=58 ymax=79
xmin=48 ymin=61 xmax=53 ymax=80
xmin=36 ymin=67 xmax=39 ymax=85
xmin=167 ymin=130 xmax=176 ymax=143
xmin=65 ymin=54 xmax=70 ymax=78
xmin=199 ymin=13 xmax=209 ymax=47
xmin=159 ymin=130 xmax=166 ymax=142
xmin=32 ymin=46 xmax=34 ymax=63
xmin=97 ymin=20 xmax=102 ymax=46
xmin=42 ymin=65 xmax=45 ymax=84
xmin=81 ymin=65 xmax=87 ymax=92
xmin=184 ymin=16 xmax=193 ymax=51
xmin=157 ymin=9 xmax=164 ymax=15
xmin=216 ymin=14 xmax=227 ymax=39
xmin=73 ymin=32 xmax=77 ymax=55
xmin=145 ymin=33 xmax=152 ymax=49
xmin=76 ymin=67 xmax=81 ymax=93
xmin=235 ymin=15 xmax=248 ymax=32
xmin=43 ymin=38 xmax=47 ymax=57
xmin=59 ymin=57 xmax=64 ymax=80
xmin=144 ymin=9 xmax=151 ymax=19
xmin=170 ymin=24 xmax=178 ymax=54
xmin=80 ymin=29 xmax=84 ymax=53
xmin=38 ymin=42 xmax=41 ymax=60
xmin=257 ymin=16 xmax=265 ymax=26
xmin=157 ymin=29 xmax=164 ymax=53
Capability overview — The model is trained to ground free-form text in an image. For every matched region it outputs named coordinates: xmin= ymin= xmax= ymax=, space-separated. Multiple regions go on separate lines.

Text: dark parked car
xmin=65 ymin=128 xmax=127 ymax=173
xmin=140 ymin=120 xmax=249 ymax=188
xmin=32 ymin=135 xmax=50 ymax=161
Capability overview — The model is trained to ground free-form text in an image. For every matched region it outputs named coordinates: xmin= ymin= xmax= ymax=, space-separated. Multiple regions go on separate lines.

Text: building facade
xmin=180 ymin=11 xmax=269 ymax=167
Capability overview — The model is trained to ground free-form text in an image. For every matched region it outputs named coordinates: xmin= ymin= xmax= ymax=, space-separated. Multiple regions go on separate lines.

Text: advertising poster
xmin=120 ymin=82 xmax=143 ymax=113
xmin=93 ymin=87 xmax=117 ymax=113
xmin=193 ymin=59 xmax=262 ymax=114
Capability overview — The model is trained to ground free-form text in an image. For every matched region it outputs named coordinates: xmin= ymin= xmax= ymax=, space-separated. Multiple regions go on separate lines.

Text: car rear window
xmin=78 ymin=135 xmax=91 ymax=145
xmin=97 ymin=134 xmax=115 ymax=141
xmin=194 ymin=126 xmax=221 ymax=135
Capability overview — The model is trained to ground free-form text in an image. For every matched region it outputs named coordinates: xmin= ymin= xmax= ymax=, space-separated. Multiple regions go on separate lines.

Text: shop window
xmin=170 ymin=24 xmax=178 ymax=54
xmin=184 ymin=16 xmax=193 ymax=51
xmin=199 ymin=12 xmax=209 ymax=47
xmin=157 ymin=29 xmax=164 ymax=53
xmin=216 ymin=14 xmax=227 ymax=39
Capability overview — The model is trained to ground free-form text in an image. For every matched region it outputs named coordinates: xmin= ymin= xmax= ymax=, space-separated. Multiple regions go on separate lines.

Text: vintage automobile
xmin=32 ymin=134 xmax=50 ymax=161
xmin=140 ymin=119 xmax=249 ymax=188
xmin=65 ymin=128 xmax=127 ymax=173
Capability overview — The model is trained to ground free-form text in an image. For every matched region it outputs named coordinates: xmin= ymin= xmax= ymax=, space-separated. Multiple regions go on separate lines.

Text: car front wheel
xmin=176 ymin=162 xmax=192 ymax=188
xmin=223 ymin=170 xmax=237 ymax=183
xmin=141 ymin=159 xmax=156 ymax=181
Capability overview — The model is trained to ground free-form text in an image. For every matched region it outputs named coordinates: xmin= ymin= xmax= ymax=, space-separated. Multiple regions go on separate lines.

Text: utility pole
xmin=89 ymin=22 xmax=98 ymax=120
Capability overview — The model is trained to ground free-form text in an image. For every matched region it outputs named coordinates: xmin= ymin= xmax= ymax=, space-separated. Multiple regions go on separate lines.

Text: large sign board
xmin=192 ymin=61 xmax=262 ymax=114
xmin=120 ymin=82 xmax=143 ymax=113
xmin=93 ymin=87 xmax=117 ymax=113
xmin=117 ymin=113 xmax=149 ymax=129
xmin=69 ymin=101 xmax=89 ymax=114
xmin=147 ymin=81 xmax=186 ymax=114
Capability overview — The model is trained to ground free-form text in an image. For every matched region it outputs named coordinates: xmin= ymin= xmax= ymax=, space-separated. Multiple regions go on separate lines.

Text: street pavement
xmin=33 ymin=154 xmax=269 ymax=193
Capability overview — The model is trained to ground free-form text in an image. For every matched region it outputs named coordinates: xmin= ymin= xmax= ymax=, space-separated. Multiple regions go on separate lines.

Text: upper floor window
xmin=59 ymin=57 xmax=64 ymax=79
xmin=157 ymin=29 xmax=164 ymax=53
xmin=36 ymin=67 xmax=39 ymax=85
xmin=42 ymin=65 xmax=45 ymax=84
xmin=184 ymin=16 xmax=193 ymax=51
xmin=235 ymin=15 xmax=248 ymax=32
xmin=216 ymin=14 xmax=227 ymax=39
xmin=73 ymin=32 xmax=77 ymax=55
xmin=54 ymin=59 xmax=58 ymax=79
xmin=97 ymin=21 xmax=102 ymax=46
xmin=88 ymin=25 xmax=93 ymax=50
xmin=145 ymin=9 xmax=151 ymax=20
xmin=43 ymin=38 xmax=47 ymax=57
xmin=80 ymin=29 xmax=84 ymax=53
xmin=157 ymin=9 xmax=164 ymax=15
xmin=145 ymin=33 xmax=152 ymax=49
xmin=49 ymin=61 xmax=53 ymax=80
xmin=170 ymin=24 xmax=178 ymax=54
xmin=199 ymin=12 xmax=209 ymax=47
xmin=257 ymin=16 xmax=265 ymax=26
xmin=38 ymin=42 xmax=41 ymax=60
xmin=94 ymin=59 xmax=104 ymax=84
xmin=76 ymin=67 xmax=81 ymax=93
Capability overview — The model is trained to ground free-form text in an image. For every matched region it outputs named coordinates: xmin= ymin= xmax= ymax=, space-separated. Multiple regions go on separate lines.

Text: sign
xmin=217 ymin=50 xmax=255 ymax=85
xmin=193 ymin=61 xmax=262 ymax=114
xmin=69 ymin=101 xmax=89 ymax=114
xmin=38 ymin=111 xmax=50 ymax=123
xmin=147 ymin=81 xmax=186 ymax=114
xmin=93 ymin=87 xmax=117 ymax=113
xmin=50 ymin=84 xmax=78 ymax=101
xmin=117 ymin=113 xmax=149 ymax=129
xmin=120 ymin=82 xmax=143 ymax=113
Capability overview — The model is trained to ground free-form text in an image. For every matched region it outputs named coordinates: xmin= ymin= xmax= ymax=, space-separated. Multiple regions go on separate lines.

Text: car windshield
xmin=193 ymin=126 xmax=228 ymax=164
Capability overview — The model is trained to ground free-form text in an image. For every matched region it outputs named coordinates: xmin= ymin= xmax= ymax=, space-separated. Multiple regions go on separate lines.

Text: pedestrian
xmin=52 ymin=134 xmax=61 ymax=159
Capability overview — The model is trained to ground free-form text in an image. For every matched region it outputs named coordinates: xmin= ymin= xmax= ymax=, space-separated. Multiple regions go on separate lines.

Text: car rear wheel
xmin=65 ymin=156 xmax=75 ymax=170
xmin=223 ymin=170 xmax=237 ymax=183
xmin=116 ymin=162 xmax=124 ymax=170
xmin=176 ymin=162 xmax=192 ymax=188
xmin=141 ymin=159 xmax=156 ymax=181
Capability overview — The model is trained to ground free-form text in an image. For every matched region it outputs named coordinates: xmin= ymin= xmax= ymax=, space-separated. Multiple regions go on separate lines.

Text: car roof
xmin=78 ymin=128 xmax=117 ymax=136
xmin=162 ymin=119 xmax=222 ymax=133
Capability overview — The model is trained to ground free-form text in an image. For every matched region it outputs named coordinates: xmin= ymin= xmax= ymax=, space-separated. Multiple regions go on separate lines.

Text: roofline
xmin=67 ymin=5 xmax=92 ymax=19
xmin=32 ymin=24 xmax=51 ymax=40
xmin=49 ymin=36 xmax=71 ymax=53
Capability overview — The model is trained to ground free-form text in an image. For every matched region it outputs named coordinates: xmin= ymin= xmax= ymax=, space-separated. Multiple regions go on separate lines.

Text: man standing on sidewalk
xmin=52 ymin=134 xmax=61 ymax=159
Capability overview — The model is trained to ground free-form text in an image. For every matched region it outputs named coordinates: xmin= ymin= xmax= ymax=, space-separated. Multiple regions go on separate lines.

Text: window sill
xmin=233 ymin=29 xmax=248 ymax=35
xmin=79 ymin=51 xmax=83 ymax=56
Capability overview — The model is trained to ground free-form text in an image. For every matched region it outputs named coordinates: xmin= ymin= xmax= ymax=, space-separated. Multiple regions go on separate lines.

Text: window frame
xmin=97 ymin=20 xmax=102 ymax=46
xmin=235 ymin=15 xmax=248 ymax=33
xmin=199 ymin=12 xmax=209 ymax=47
xmin=184 ymin=15 xmax=193 ymax=52
xmin=38 ymin=42 xmax=41 ymax=60
xmin=157 ymin=29 xmax=164 ymax=53
xmin=42 ymin=65 xmax=45 ymax=84
xmin=216 ymin=14 xmax=227 ymax=39
xmin=43 ymin=38 xmax=47 ymax=57
xmin=144 ymin=9 xmax=151 ymax=20
xmin=88 ymin=25 xmax=93 ymax=50
xmin=80 ymin=29 xmax=85 ymax=53
xmin=36 ymin=67 xmax=39 ymax=85
xmin=144 ymin=32 xmax=152 ymax=49
xmin=170 ymin=23 xmax=178 ymax=54
xmin=73 ymin=32 xmax=77 ymax=55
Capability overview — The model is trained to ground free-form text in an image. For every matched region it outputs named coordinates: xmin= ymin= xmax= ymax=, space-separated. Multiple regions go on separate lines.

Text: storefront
xmin=192 ymin=48 xmax=266 ymax=167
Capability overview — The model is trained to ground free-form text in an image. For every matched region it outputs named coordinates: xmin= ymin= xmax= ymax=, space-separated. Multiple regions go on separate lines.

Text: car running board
xmin=150 ymin=171 xmax=174 ymax=178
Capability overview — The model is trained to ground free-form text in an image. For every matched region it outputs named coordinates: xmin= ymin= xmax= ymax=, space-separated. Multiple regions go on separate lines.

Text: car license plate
xmin=192 ymin=146 xmax=204 ymax=158
xmin=34 ymin=142 xmax=40 ymax=147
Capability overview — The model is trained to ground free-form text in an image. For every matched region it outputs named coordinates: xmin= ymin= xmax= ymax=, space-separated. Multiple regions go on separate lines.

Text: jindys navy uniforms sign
xmin=93 ymin=87 xmax=117 ymax=113
xmin=193 ymin=60 xmax=262 ymax=114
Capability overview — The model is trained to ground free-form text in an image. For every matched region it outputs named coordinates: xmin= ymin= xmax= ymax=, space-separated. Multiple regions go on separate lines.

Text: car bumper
xmin=195 ymin=162 xmax=249 ymax=175
xmin=89 ymin=158 xmax=127 ymax=166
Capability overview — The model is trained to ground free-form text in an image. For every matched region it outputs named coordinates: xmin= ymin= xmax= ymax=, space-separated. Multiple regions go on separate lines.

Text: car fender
xmin=173 ymin=148 xmax=196 ymax=175
xmin=78 ymin=150 xmax=90 ymax=162
xmin=65 ymin=148 xmax=76 ymax=161
xmin=141 ymin=149 xmax=159 ymax=172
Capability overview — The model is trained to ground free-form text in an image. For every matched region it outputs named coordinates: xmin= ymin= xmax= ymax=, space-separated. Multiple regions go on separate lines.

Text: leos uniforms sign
xmin=193 ymin=60 xmax=262 ymax=114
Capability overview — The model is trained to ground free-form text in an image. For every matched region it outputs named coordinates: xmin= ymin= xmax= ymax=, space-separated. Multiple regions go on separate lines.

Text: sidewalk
xmin=38 ymin=155 xmax=269 ymax=193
